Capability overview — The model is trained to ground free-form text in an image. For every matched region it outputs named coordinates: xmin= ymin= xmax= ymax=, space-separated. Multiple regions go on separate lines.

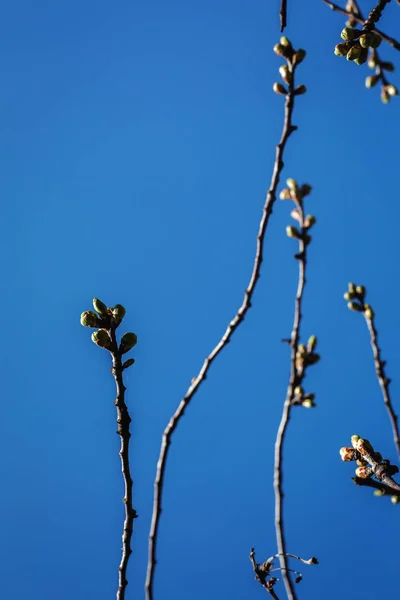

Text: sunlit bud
xmin=374 ymin=489 xmax=385 ymax=497
xmin=351 ymin=435 xmax=360 ymax=449
xmin=381 ymin=61 xmax=395 ymax=72
xmin=341 ymin=28 xmax=361 ymax=41
xmin=302 ymin=398 xmax=315 ymax=408
xmin=359 ymin=32 xmax=374 ymax=48
xmin=273 ymin=82 xmax=287 ymax=95
xmin=122 ymin=358 xmax=135 ymax=369
xmin=340 ymin=447 xmax=357 ymax=461
xmin=347 ymin=301 xmax=363 ymax=311
xmin=112 ymin=304 xmax=126 ymax=324
xmin=287 ymin=178 xmax=298 ymax=192
xmin=356 ymin=459 xmax=368 ymax=467
xmin=354 ymin=48 xmax=368 ymax=65
xmin=280 ymin=188 xmax=292 ymax=200
xmin=387 ymin=85 xmax=399 ymax=97
xmin=365 ymin=75 xmax=380 ymax=88
xmin=280 ymin=36 xmax=291 ymax=47
xmin=120 ymin=332 xmax=138 ymax=354
xmin=348 ymin=282 xmax=356 ymax=293
xmin=346 ymin=45 xmax=362 ymax=61
xmin=364 ymin=304 xmax=375 ymax=319
xmin=295 ymin=84 xmax=307 ymax=95
xmin=368 ymin=55 xmax=378 ymax=69
xmin=391 ymin=496 xmax=400 ymax=504
xmin=356 ymin=438 xmax=374 ymax=456
xmin=93 ymin=298 xmax=109 ymax=316
xmin=304 ymin=215 xmax=316 ymax=228
xmin=293 ymin=49 xmax=306 ymax=66
xmin=80 ymin=311 xmax=103 ymax=328
xmin=355 ymin=466 xmax=373 ymax=478
xmin=355 ymin=285 xmax=365 ymax=296
xmin=307 ymin=335 xmax=317 ymax=352
xmin=334 ymin=42 xmax=353 ymax=57
xmin=301 ymin=184 xmax=312 ymax=197
xmin=286 ymin=226 xmax=300 ymax=238
xmin=273 ymin=44 xmax=285 ymax=56
xmin=294 ymin=386 xmax=304 ymax=397
xmin=344 ymin=292 xmax=352 ymax=300
xmin=381 ymin=87 xmax=390 ymax=104
xmin=370 ymin=32 xmax=382 ymax=49
xmin=279 ymin=65 xmax=292 ymax=85
xmin=291 ymin=208 xmax=301 ymax=222
xmin=91 ymin=329 xmax=112 ymax=350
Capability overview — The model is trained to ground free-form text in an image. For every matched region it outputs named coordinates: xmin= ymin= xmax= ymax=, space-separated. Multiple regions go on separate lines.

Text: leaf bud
xmin=295 ymin=84 xmax=307 ymax=95
xmin=120 ymin=332 xmax=138 ymax=354
xmin=91 ymin=329 xmax=112 ymax=350
xmin=93 ymin=298 xmax=109 ymax=317
xmin=307 ymin=335 xmax=317 ymax=352
xmin=286 ymin=226 xmax=300 ymax=239
xmin=292 ymin=49 xmax=306 ymax=66
xmin=122 ymin=358 xmax=135 ymax=369
xmin=80 ymin=311 xmax=103 ymax=328
xmin=273 ymin=82 xmax=287 ymax=95
xmin=365 ymin=75 xmax=380 ymax=88
xmin=112 ymin=304 xmax=126 ymax=324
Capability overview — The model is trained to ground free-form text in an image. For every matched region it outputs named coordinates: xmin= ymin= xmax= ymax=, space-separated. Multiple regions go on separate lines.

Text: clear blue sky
xmin=1 ymin=1 xmax=399 ymax=599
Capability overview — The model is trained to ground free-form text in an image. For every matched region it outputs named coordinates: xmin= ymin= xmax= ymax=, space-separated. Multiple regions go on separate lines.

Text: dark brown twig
xmin=145 ymin=47 xmax=303 ymax=600
xmin=250 ymin=549 xmax=281 ymax=599
xmin=280 ymin=0 xmax=288 ymax=32
xmin=363 ymin=312 xmax=400 ymax=458
xmin=321 ymin=0 xmax=400 ymax=50
xmin=353 ymin=475 xmax=400 ymax=496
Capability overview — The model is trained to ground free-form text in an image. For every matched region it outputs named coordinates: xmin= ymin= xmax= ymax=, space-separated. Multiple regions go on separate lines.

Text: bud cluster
xmin=80 ymin=298 xmax=137 ymax=364
xmin=344 ymin=282 xmax=374 ymax=319
xmin=280 ymin=178 xmax=315 ymax=252
xmin=335 ymin=28 xmax=382 ymax=65
xmin=272 ymin=37 xmax=307 ymax=97
xmin=295 ymin=337 xmax=320 ymax=379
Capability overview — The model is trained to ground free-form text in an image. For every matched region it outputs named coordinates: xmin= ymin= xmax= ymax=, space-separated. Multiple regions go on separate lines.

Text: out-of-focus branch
xmin=80 ymin=300 xmax=138 ymax=600
xmin=145 ymin=37 xmax=308 ymax=600
xmin=344 ymin=284 xmax=400 ymax=458
xmin=321 ymin=0 xmax=400 ymax=50
xmin=280 ymin=0 xmax=288 ymax=32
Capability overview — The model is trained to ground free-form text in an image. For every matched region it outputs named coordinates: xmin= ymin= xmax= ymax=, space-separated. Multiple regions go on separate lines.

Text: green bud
xmin=286 ymin=225 xmax=300 ymax=239
xmin=359 ymin=32 xmax=374 ymax=48
xmin=346 ymin=45 xmax=362 ymax=61
xmin=348 ymin=283 xmax=356 ymax=293
xmin=364 ymin=304 xmax=375 ymax=319
xmin=374 ymin=489 xmax=385 ymax=497
xmin=307 ymin=335 xmax=317 ymax=352
xmin=347 ymin=301 xmax=363 ymax=311
xmin=354 ymin=48 xmax=368 ymax=65
xmin=122 ymin=358 xmax=135 ymax=369
xmin=286 ymin=178 xmax=298 ymax=191
xmin=112 ymin=304 xmax=126 ymax=324
xmin=334 ymin=42 xmax=353 ymax=57
xmin=120 ymin=332 xmax=138 ymax=354
xmin=343 ymin=292 xmax=351 ymax=301
xmin=80 ymin=311 xmax=103 ymax=328
xmin=351 ymin=435 xmax=360 ymax=449
xmin=280 ymin=36 xmax=291 ymax=48
xmin=273 ymin=82 xmax=287 ymax=95
xmin=356 ymin=437 xmax=374 ymax=456
xmin=387 ymin=85 xmax=399 ymax=97
xmin=341 ymin=27 xmax=361 ymax=41
xmin=368 ymin=55 xmax=378 ymax=69
xmin=295 ymin=84 xmax=307 ymax=95
xmin=355 ymin=285 xmax=365 ymax=296
xmin=292 ymin=49 xmax=306 ymax=66
xmin=365 ymin=75 xmax=380 ymax=88
xmin=303 ymin=215 xmax=316 ymax=229
xmin=91 ymin=329 xmax=112 ymax=350
xmin=370 ymin=32 xmax=382 ymax=49
xmin=93 ymin=298 xmax=109 ymax=317
xmin=297 ymin=344 xmax=307 ymax=356
xmin=302 ymin=398 xmax=315 ymax=408
xmin=391 ymin=495 xmax=400 ymax=504
xmin=279 ymin=65 xmax=292 ymax=85
xmin=294 ymin=386 xmax=304 ymax=397
xmin=340 ymin=447 xmax=357 ymax=461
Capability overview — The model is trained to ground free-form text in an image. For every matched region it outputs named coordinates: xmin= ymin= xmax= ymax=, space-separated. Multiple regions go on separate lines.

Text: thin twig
xmin=250 ymin=549 xmax=281 ymax=599
xmin=280 ymin=0 xmax=288 ymax=32
xmin=274 ymin=219 xmax=307 ymax=600
xmin=364 ymin=313 xmax=400 ymax=458
xmin=353 ymin=475 xmax=400 ymax=496
xmin=109 ymin=328 xmax=137 ymax=600
xmin=321 ymin=0 xmax=400 ymax=50
xmin=145 ymin=61 xmax=301 ymax=600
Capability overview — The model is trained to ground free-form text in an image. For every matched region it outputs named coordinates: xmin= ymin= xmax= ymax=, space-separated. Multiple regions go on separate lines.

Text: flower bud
xmin=302 ymin=398 xmax=315 ymax=408
xmin=351 ymin=435 xmax=360 ymax=449
xmin=292 ymin=49 xmax=306 ymax=66
xmin=291 ymin=208 xmax=301 ymax=222
xmin=354 ymin=48 xmax=368 ymax=65
xmin=297 ymin=344 xmax=307 ymax=356
xmin=355 ymin=285 xmax=365 ymax=296
xmin=307 ymin=353 xmax=320 ymax=365
xmin=295 ymin=84 xmax=307 ymax=95
xmin=381 ymin=87 xmax=390 ymax=104
xmin=273 ymin=82 xmax=287 ymax=95
xmin=356 ymin=437 xmax=374 ymax=456
xmin=286 ymin=178 xmax=298 ymax=192
xmin=112 ymin=304 xmax=126 ymax=324
xmin=286 ymin=226 xmax=300 ymax=239
xmin=374 ymin=489 xmax=385 ymax=497
xmin=365 ymin=75 xmax=380 ymax=88
xmin=340 ymin=447 xmax=357 ymax=461
xmin=359 ymin=32 xmax=374 ymax=48
xmin=294 ymin=386 xmax=304 ymax=397
xmin=307 ymin=335 xmax=317 ymax=352
xmin=355 ymin=466 xmax=373 ymax=478
xmin=381 ymin=61 xmax=395 ymax=72
xmin=280 ymin=36 xmax=291 ymax=48
xmin=356 ymin=459 xmax=368 ymax=467
xmin=120 ymin=332 xmax=138 ymax=354
xmin=93 ymin=298 xmax=109 ymax=317
xmin=391 ymin=495 xmax=400 ymax=504
xmin=122 ymin=358 xmax=135 ymax=369
xmin=334 ymin=42 xmax=353 ymax=57
xmin=91 ymin=329 xmax=112 ymax=350
xmin=370 ymin=32 xmax=382 ymax=49
xmin=341 ymin=28 xmax=361 ymax=41
xmin=280 ymin=188 xmax=292 ymax=200
xmin=387 ymin=85 xmax=399 ymax=97
xmin=80 ymin=311 xmax=103 ymax=328
xmin=368 ymin=55 xmax=378 ymax=69
xmin=347 ymin=301 xmax=363 ymax=311
xmin=346 ymin=45 xmax=362 ymax=61
xmin=301 ymin=184 xmax=312 ymax=197
xmin=364 ymin=304 xmax=375 ymax=319
xmin=279 ymin=65 xmax=292 ymax=85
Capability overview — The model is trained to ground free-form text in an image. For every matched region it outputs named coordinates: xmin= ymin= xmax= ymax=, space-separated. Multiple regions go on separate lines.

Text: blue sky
xmin=1 ymin=1 xmax=400 ymax=599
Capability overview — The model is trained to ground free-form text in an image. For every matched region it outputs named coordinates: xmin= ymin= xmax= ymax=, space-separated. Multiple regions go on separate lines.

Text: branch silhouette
xmin=145 ymin=36 xmax=308 ymax=600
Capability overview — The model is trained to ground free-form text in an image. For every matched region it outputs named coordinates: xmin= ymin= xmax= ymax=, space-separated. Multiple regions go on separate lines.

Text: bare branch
xmin=280 ymin=0 xmax=288 ymax=32
xmin=145 ymin=39 xmax=307 ymax=600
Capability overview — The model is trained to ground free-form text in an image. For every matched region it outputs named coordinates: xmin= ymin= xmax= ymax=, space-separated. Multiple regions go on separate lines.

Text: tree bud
xmin=340 ymin=447 xmax=357 ymax=461
xmin=91 ymin=329 xmax=112 ymax=350
xmin=93 ymin=298 xmax=109 ymax=316
xmin=80 ymin=311 xmax=103 ymax=328
xmin=120 ymin=332 xmax=138 ymax=354
xmin=112 ymin=304 xmax=126 ymax=324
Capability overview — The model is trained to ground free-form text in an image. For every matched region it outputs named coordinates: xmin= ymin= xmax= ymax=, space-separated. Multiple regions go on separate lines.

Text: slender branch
xmin=280 ymin=0 xmax=288 ymax=32
xmin=274 ymin=211 xmax=307 ymax=600
xmin=110 ymin=329 xmax=137 ymax=600
xmin=353 ymin=475 xmax=400 ymax=496
xmin=363 ymin=312 xmax=400 ymax=458
xmin=364 ymin=0 xmax=392 ymax=30
xmin=145 ymin=49 xmax=302 ymax=600
xmin=321 ymin=0 xmax=400 ymax=50
xmin=250 ymin=549 xmax=281 ymax=599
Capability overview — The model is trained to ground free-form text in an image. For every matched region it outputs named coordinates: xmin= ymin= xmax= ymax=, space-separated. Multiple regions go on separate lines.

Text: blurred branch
xmin=145 ymin=37 xmax=308 ymax=600
xmin=344 ymin=284 xmax=400 ymax=459
xmin=280 ymin=0 xmax=288 ymax=32
xmin=321 ymin=0 xmax=400 ymax=50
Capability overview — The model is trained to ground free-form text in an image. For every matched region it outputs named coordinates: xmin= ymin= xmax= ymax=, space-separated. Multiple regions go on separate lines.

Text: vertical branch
xmin=80 ymin=300 xmax=138 ymax=600
xmin=146 ymin=38 xmax=308 ymax=600
xmin=280 ymin=0 xmax=288 ymax=32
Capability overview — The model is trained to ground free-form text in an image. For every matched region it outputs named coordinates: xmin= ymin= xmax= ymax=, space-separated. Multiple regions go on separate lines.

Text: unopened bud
xmin=355 ymin=466 xmax=373 ymax=478
xmin=280 ymin=36 xmax=291 ymax=48
xmin=359 ymin=32 xmax=374 ymax=48
xmin=307 ymin=335 xmax=317 ymax=352
xmin=279 ymin=65 xmax=292 ymax=85
xmin=355 ymin=285 xmax=365 ymax=296
xmin=302 ymin=398 xmax=315 ymax=408
xmin=93 ymin=298 xmax=109 ymax=317
xmin=307 ymin=353 xmax=320 ymax=365
xmin=351 ymin=435 xmax=360 ymax=449
xmin=365 ymin=75 xmax=380 ymax=88
xmin=374 ymin=489 xmax=385 ymax=497
xmin=280 ymin=188 xmax=292 ymax=200
xmin=273 ymin=82 xmax=287 ymax=95
xmin=356 ymin=438 xmax=374 ymax=456
xmin=387 ymin=85 xmax=399 ymax=97
xmin=120 ymin=332 xmax=138 ymax=354
xmin=301 ymin=184 xmax=312 ymax=197
xmin=341 ymin=28 xmax=360 ymax=41
xmin=295 ymin=84 xmax=307 ymax=95
xmin=354 ymin=48 xmax=368 ymax=65
xmin=346 ymin=45 xmax=362 ymax=61
xmin=335 ymin=42 xmax=353 ymax=57
xmin=304 ymin=215 xmax=316 ymax=228
xmin=122 ymin=358 xmax=135 ymax=369
xmin=91 ymin=329 xmax=112 ymax=350
xmin=370 ymin=32 xmax=382 ymax=49
xmin=391 ymin=496 xmax=400 ymax=504
xmin=80 ymin=311 xmax=103 ymax=328
xmin=364 ymin=305 xmax=375 ymax=319
xmin=340 ymin=447 xmax=357 ymax=461
xmin=381 ymin=87 xmax=390 ymax=104
xmin=347 ymin=301 xmax=363 ymax=311
xmin=293 ymin=49 xmax=306 ymax=66
xmin=112 ymin=304 xmax=126 ymax=324
xmin=286 ymin=226 xmax=300 ymax=239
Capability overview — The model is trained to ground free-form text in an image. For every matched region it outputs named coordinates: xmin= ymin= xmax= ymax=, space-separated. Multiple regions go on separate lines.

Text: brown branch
xmin=363 ymin=312 xmax=400 ymax=458
xmin=274 ymin=208 xmax=307 ymax=600
xmin=364 ymin=0 xmax=392 ymax=30
xmin=145 ymin=47 xmax=303 ymax=600
xmin=250 ymin=549 xmax=281 ymax=599
xmin=353 ymin=475 xmax=400 ymax=496
xmin=321 ymin=0 xmax=400 ymax=50
xmin=110 ymin=329 xmax=137 ymax=600
xmin=280 ymin=0 xmax=288 ymax=32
